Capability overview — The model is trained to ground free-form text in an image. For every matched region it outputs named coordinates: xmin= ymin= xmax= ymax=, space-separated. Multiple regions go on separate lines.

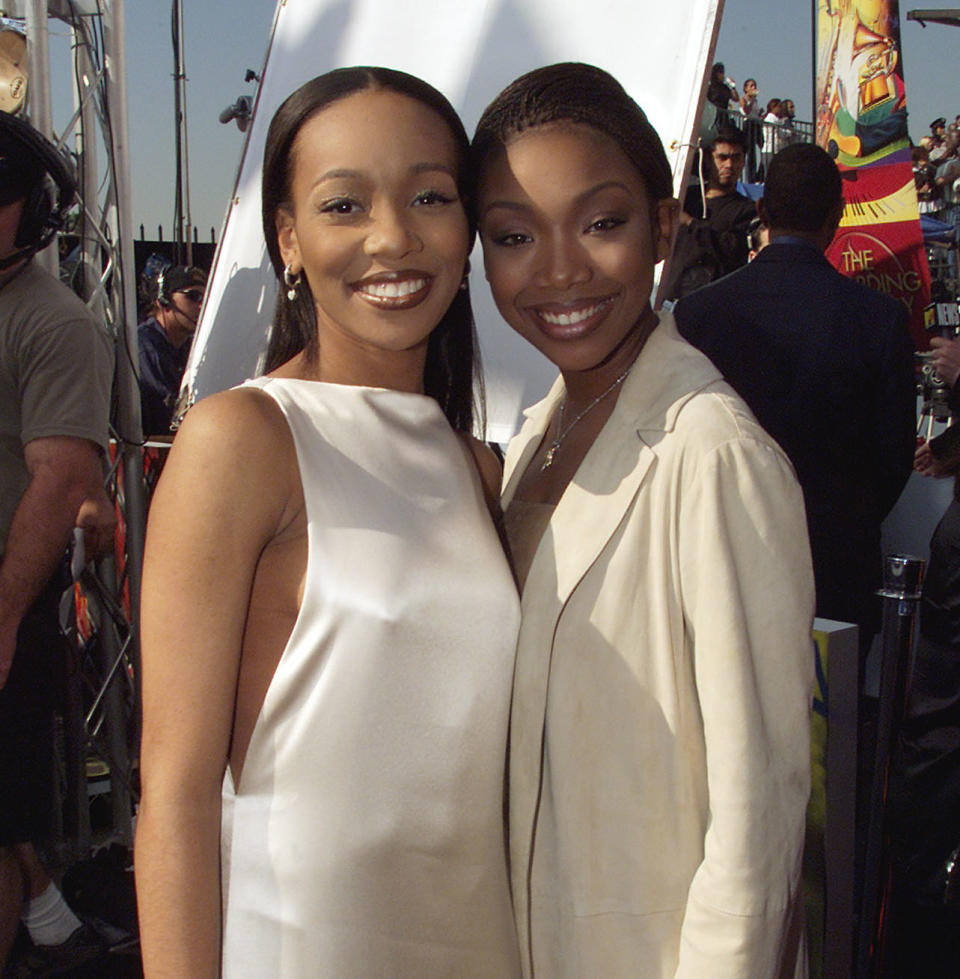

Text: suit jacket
xmin=503 ymin=315 xmax=814 ymax=978
xmin=674 ymin=240 xmax=916 ymax=633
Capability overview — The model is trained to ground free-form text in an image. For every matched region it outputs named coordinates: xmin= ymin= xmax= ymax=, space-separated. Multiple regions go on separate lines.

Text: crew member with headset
xmin=0 ymin=110 xmax=113 ymax=972
xmin=137 ymin=259 xmax=206 ymax=438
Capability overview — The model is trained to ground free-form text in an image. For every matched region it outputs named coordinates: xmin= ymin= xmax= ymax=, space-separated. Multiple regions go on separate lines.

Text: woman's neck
xmin=560 ymin=305 xmax=657 ymax=410
xmin=271 ymin=344 xmax=428 ymax=393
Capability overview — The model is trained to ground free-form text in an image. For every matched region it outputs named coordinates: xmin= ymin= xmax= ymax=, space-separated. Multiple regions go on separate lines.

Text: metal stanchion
xmin=856 ymin=554 xmax=924 ymax=978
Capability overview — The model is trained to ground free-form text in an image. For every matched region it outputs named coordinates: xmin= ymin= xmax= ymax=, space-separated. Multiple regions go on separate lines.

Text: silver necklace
xmin=540 ymin=364 xmax=633 ymax=471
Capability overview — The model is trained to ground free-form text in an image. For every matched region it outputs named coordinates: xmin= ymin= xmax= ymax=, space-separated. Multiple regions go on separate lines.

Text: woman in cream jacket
xmin=474 ymin=63 xmax=815 ymax=978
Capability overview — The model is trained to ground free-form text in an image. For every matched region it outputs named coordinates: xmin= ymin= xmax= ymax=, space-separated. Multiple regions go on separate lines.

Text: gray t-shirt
xmin=0 ymin=261 xmax=113 ymax=559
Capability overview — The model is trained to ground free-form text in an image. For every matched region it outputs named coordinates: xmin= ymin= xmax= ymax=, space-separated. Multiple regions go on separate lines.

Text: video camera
xmin=917 ymin=300 xmax=960 ymax=424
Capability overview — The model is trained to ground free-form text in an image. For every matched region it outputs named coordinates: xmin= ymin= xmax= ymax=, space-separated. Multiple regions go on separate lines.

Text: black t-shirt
xmin=661 ymin=187 xmax=756 ymax=301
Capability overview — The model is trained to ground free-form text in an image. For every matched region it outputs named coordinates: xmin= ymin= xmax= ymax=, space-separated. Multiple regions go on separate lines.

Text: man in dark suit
xmin=673 ymin=142 xmax=916 ymax=653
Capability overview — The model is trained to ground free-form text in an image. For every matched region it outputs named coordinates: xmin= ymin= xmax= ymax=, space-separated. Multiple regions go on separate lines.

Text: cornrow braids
xmin=471 ymin=63 xmax=673 ymax=203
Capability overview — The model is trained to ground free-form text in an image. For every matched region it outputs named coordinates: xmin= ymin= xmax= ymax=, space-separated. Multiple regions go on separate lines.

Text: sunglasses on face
xmin=178 ymin=289 xmax=205 ymax=303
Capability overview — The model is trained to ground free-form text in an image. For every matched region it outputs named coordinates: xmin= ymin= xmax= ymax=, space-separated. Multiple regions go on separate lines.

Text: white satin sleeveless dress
xmin=220 ymin=378 xmax=522 ymax=978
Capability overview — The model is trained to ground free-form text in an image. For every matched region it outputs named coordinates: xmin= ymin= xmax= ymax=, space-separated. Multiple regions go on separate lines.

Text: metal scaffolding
xmin=2 ymin=0 xmax=144 ymax=848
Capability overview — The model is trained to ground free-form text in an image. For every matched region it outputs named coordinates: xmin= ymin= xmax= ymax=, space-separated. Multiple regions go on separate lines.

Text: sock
xmin=20 ymin=882 xmax=82 ymax=946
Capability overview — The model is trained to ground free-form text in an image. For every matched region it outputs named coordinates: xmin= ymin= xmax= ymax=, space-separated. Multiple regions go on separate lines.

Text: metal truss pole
xmin=172 ymin=0 xmax=192 ymax=265
xmin=100 ymin=4 xmax=142 ymax=840
xmin=71 ymin=13 xmax=133 ymax=852
xmin=72 ymin=24 xmax=104 ymax=322
xmin=102 ymin=0 xmax=145 ymax=659
xmin=23 ymin=0 xmax=57 ymax=275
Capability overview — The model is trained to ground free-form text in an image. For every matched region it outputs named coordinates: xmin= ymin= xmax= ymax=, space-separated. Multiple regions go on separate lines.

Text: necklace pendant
xmin=541 ymin=445 xmax=557 ymax=471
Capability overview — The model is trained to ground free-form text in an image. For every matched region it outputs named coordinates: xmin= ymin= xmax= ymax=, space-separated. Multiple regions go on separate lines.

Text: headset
xmin=0 ymin=110 xmax=76 ymax=270
xmin=153 ymin=261 xmax=205 ymax=320
xmin=156 ymin=264 xmax=171 ymax=306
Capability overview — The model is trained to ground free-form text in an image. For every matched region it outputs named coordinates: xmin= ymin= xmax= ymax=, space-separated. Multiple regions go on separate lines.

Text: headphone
xmin=156 ymin=264 xmax=171 ymax=306
xmin=0 ymin=110 xmax=76 ymax=267
xmin=153 ymin=262 xmax=204 ymax=320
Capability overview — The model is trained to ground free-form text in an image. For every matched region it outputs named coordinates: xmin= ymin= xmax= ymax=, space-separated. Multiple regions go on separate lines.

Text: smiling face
xmin=478 ymin=122 xmax=675 ymax=377
xmin=275 ymin=88 xmax=469 ymax=377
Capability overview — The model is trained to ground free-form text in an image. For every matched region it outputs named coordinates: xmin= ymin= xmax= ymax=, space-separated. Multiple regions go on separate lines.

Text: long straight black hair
xmin=261 ymin=67 xmax=482 ymax=434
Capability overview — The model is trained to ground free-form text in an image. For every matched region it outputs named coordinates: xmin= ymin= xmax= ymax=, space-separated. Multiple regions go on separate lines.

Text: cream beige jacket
xmin=503 ymin=315 xmax=815 ymax=978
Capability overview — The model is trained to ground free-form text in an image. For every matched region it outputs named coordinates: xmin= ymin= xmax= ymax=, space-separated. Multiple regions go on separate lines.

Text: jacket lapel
xmin=547 ymin=410 xmax=653 ymax=602
xmin=501 ymin=374 xmax=564 ymax=508
xmin=508 ymin=315 xmax=720 ymax=607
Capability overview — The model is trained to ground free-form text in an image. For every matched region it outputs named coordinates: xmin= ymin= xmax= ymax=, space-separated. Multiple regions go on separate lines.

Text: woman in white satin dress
xmin=134 ymin=68 xmax=521 ymax=978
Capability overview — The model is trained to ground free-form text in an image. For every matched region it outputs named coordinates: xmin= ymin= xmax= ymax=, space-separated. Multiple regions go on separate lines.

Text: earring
xmin=459 ymin=259 xmax=471 ymax=291
xmin=283 ymin=264 xmax=301 ymax=301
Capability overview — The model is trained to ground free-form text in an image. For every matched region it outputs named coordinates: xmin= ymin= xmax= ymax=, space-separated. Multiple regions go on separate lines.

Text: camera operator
xmin=0 ymin=111 xmax=113 ymax=972
xmin=137 ymin=260 xmax=206 ymax=438
xmin=886 ymin=329 xmax=960 ymax=976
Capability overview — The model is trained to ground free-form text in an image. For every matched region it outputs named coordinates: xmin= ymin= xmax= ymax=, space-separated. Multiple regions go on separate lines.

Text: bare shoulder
xmin=152 ymin=385 xmax=299 ymax=533
xmin=171 ymin=386 xmax=290 ymax=459
xmin=457 ymin=432 xmax=503 ymax=511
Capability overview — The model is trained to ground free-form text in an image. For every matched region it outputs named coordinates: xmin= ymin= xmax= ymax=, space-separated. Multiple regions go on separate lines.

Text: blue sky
xmin=41 ymin=1 xmax=960 ymax=235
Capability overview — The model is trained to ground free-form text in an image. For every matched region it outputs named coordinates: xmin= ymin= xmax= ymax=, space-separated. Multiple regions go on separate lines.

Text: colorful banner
xmin=826 ymin=160 xmax=931 ymax=347
xmin=816 ymin=0 xmax=909 ymax=167
xmin=816 ymin=0 xmax=930 ymax=344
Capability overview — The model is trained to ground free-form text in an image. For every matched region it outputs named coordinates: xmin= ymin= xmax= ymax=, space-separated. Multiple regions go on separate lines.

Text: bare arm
xmin=134 ymin=389 xmax=296 ymax=978
xmin=0 ymin=436 xmax=105 ymax=689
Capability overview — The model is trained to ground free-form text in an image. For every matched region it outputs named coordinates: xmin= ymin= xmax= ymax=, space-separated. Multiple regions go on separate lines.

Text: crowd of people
xmin=705 ymin=62 xmax=803 ymax=181
xmin=1 ymin=54 xmax=957 ymax=979
xmin=914 ymin=115 xmax=960 ymax=254
xmin=710 ymin=60 xmax=960 ymax=294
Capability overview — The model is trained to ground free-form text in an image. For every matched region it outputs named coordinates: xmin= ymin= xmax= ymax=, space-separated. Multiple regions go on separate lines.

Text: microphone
xmin=0 ymin=244 xmax=35 ymax=271
xmin=170 ymin=298 xmax=200 ymax=326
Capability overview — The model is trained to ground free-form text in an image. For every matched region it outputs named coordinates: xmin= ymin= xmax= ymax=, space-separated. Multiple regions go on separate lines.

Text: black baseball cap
xmin=163 ymin=265 xmax=206 ymax=294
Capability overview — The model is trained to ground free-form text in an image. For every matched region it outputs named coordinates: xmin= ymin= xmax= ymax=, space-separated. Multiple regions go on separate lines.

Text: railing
xmin=704 ymin=103 xmax=815 ymax=183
